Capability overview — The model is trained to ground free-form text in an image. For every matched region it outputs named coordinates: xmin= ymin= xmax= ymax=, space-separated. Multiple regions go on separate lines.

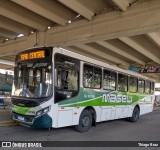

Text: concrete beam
xmin=147 ymin=32 xmax=160 ymax=48
xmin=112 ymin=0 xmax=129 ymax=11
xmin=46 ymin=0 xmax=160 ymax=46
xmin=11 ymin=0 xmax=75 ymax=26
xmin=64 ymin=46 xmax=114 ymax=65
xmin=0 ymin=16 xmax=31 ymax=35
xmin=0 ymin=0 xmax=160 ymax=55
xmin=0 ymin=28 xmax=17 ymax=39
xmin=75 ymin=44 xmax=129 ymax=66
xmin=0 ymin=0 xmax=50 ymax=31
xmin=96 ymin=40 xmax=145 ymax=65
xmin=119 ymin=36 xmax=160 ymax=64
xmin=0 ymin=31 xmax=48 ymax=57
xmin=58 ymin=0 xmax=94 ymax=20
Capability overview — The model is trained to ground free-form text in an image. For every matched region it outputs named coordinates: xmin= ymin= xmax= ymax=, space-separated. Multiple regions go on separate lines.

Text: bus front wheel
xmin=75 ymin=110 xmax=92 ymax=133
xmin=129 ymin=106 xmax=140 ymax=122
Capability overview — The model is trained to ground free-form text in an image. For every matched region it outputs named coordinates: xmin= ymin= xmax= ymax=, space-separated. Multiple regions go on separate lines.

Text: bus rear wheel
xmin=129 ymin=106 xmax=140 ymax=122
xmin=75 ymin=110 xmax=92 ymax=133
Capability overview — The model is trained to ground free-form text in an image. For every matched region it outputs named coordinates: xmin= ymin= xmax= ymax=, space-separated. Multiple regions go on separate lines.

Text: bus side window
xmin=103 ymin=69 xmax=116 ymax=90
xmin=83 ymin=64 xmax=101 ymax=89
xmin=138 ymin=79 xmax=144 ymax=93
xmin=151 ymin=82 xmax=155 ymax=94
xmin=145 ymin=80 xmax=151 ymax=94
xmin=57 ymin=69 xmax=78 ymax=90
xmin=118 ymin=73 xmax=128 ymax=92
xmin=129 ymin=76 xmax=138 ymax=93
xmin=54 ymin=53 xmax=80 ymax=102
xmin=83 ymin=65 xmax=93 ymax=88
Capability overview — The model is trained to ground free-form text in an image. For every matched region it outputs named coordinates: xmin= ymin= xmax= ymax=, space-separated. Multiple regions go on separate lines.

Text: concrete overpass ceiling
xmin=0 ymin=15 xmax=34 ymax=36
xmin=146 ymin=32 xmax=160 ymax=48
xmin=0 ymin=55 xmax=15 ymax=62
xmin=86 ymin=42 xmax=134 ymax=64
xmin=0 ymin=27 xmax=17 ymax=39
xmin=119 ymin=35 xmax=160 ymax=65
xmin=0 ymin=0 xmax=160 ymax=80
xmin=66 ymin=45 xmax=116 ymax=65
xmin=0 ymin=0 xmax=54 ymax=31
xmin=102 ymin=39 xmax=151 ymax=63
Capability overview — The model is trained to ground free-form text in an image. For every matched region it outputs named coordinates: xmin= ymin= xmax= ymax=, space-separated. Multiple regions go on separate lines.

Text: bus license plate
xmin=18 ymin=116 xmax=24 ymax=121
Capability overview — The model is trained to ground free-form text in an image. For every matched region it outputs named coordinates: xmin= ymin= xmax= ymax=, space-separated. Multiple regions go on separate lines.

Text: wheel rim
xmin=81 ymin=116 xmax=90 ymax=127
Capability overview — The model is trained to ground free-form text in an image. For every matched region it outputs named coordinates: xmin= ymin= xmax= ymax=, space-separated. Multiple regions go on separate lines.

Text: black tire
xmin=129 ymin=106 xmax=140 ymax=122
xmin=75 ymin=110 xmax=92 ymax=133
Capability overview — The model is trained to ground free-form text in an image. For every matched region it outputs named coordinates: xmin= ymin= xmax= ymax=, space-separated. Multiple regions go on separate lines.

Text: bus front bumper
xmin=11 ymin=112 xmax=52 ymax=128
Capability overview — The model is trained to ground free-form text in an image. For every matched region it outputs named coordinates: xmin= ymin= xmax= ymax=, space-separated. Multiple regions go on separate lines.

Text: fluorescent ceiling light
xmin=17 ymin=34 xmax=24 ymax=37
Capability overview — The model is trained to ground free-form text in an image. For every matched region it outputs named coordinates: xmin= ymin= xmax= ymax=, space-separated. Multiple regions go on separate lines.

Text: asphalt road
xmin=0 ymin=111 xmax=160 ymax=150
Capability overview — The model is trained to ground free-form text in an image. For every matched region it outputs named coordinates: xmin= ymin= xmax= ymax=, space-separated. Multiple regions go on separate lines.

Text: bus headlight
xmin=36 ymin=106 xmax=51 ymax=117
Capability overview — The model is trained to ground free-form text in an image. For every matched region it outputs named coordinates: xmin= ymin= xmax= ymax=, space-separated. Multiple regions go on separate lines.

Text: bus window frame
xmin=151 ymin=82 xmax=155 ymax=94
xmin=117 ymin=73 xmax=128 ymax=92
xmin=138 ymin=78 xmax=145 ymax=94
xmin=128 ymin=76 xmax=138 ymax=93
xmin=103 ymin=68 xmax=117 ymax=91
xmin=83 ymin=63 xmax=102 ymax=89
xmin=145 ymin=80 xmax=151 ymax=94
xmin=54 ymin=53 xmax=80 ymax=103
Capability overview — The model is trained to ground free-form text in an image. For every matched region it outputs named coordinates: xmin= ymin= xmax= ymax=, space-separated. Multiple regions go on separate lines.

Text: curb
xmin=0 ymin=121 xmax=19 ymax=127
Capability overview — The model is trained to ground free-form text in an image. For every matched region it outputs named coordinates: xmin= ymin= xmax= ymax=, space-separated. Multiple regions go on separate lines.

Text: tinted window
xmin=138 ymin=79 xmax=145 ymax=93
xmin=83 ymin=64 xmax=101 ymax=89
xmin=118 ymin=73 xmax=128 ymax=92
xmin=103 ymin=69 xmax=116 ymax=90
xmin=129 ymin=76 xmax=138 ymax=93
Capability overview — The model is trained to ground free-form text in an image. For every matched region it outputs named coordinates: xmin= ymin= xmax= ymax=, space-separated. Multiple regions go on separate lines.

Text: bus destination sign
xmin=20 ymin=50 xmax=45 ymax=60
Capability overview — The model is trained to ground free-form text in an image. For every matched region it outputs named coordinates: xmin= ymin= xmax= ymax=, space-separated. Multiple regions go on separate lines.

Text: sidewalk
xmin=0 ymin=107 xmax=18 ymax=127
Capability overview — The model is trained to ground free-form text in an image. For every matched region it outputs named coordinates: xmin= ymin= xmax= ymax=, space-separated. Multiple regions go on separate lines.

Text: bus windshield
xmin=12 ymin=62 xmax=52 ymax=98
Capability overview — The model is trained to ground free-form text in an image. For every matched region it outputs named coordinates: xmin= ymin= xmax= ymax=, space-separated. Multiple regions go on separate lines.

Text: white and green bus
xmin=11 ymin=47 xmax=155 ymax=132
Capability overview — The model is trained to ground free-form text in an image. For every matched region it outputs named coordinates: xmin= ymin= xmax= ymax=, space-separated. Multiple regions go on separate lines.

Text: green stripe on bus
xmin=58 ymin=88 xmax=152 ymax=107
xmin=12 ymin=105 xmax=32 ymax=115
